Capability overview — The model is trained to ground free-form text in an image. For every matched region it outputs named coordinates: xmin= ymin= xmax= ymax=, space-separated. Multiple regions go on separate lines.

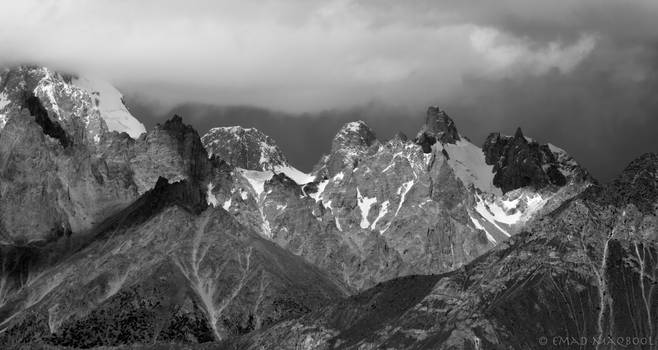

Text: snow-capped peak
xmin=0 ymin=66 xmax=146 ymax=141
xmin=73 ymin=77 xmax=146 ymax=139
xmin=334 ymin=120 xmax=377 ymax=148
xmin=202 ymin=126 xmax=316 ymax=188
xmin=202 ymin=126 xmax=289 ymax=171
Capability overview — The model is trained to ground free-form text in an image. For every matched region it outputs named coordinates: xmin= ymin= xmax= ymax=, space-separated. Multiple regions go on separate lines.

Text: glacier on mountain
xmin=73 ymin=76 xmax=146 ymax=138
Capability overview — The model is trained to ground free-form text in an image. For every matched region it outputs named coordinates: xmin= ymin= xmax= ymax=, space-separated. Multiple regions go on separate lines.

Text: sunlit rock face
xmin=0 ymin=66 xmax=137 ymax=243
xmin=202 ymin=126 xmax=289 ymax=171
xmin=204 ymin=106 xmax=592 ymax=291
xmin=313 ymin=120 xmax=379 ymax=178
xmin=235 ymin=152 xmax=658 ymax=350
xmin=0 ymin=66 xmax=214 ymax=244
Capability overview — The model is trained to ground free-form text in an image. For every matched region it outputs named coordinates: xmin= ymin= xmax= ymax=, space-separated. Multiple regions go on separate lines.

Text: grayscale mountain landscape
xmin=0 ymin=1 xmax=657 ymax=349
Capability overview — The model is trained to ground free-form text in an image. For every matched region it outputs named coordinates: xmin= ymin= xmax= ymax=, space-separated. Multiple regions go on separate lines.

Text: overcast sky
xmin=1 ymin=0 xmax=657 ymax=180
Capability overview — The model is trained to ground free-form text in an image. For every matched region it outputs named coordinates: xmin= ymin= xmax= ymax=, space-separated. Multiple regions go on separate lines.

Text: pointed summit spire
xmin=200 ymin=126 xmax=289 ymax=171
xmin=514 ymin=127 xmax=524 ymax=139
xmin=423 ymin=106 xmax=460 ymax=143
xmin=333 ymin=120 xmax=378 ymax=149
xmin=414 ymin=106 xmax=460 ymax=151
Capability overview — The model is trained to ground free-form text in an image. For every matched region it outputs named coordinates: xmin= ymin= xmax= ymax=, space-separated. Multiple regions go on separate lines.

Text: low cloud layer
xmin=1 ymin=0 xmax=657 ymax=180
xmin=1 ymin=0 xmax=603 ymax=110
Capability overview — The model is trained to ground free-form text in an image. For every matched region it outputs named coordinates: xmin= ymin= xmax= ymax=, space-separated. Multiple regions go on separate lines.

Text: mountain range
xmin=0 ymin=66 xmax=655 ymax=349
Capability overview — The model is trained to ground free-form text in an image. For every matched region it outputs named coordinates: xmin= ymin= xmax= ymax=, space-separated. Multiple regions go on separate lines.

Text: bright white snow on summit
xmin=73 ymin=77 xmax=146 ymax=138
xmin=344 ymin=121 xmax=366 ymax=133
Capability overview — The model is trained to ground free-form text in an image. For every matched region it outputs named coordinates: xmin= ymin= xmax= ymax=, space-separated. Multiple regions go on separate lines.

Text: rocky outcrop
xmin=313 ymin=121 xmax=378 ymax=177
xmin=130 ymin=114 xmax=214 ymax=193
xmin=23 ymin=94 xmax=71 ymax=148
xmin=591 ymin=152 xmax=657 ymax=214
xmin=201 ymin=126 xmax=288 ymax=171
xmin=483 ymin=127 xmax=588 ymax=193
xmin=414 ymin=106 xmax=460 ymax=152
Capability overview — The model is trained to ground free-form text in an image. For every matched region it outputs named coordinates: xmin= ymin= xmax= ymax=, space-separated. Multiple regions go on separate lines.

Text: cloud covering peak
xmin=2 ymin=0 xmax=657 ymax=181
xmin=0 ymin=0 xmax=603 ymax=111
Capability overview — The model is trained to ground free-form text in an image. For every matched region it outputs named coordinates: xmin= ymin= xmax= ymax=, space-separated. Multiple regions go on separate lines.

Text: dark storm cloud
xmin=2 ymin=0 xmax=657 ymax=180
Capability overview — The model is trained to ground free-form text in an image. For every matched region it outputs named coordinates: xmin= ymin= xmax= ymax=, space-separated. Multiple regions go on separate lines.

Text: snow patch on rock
xmin=0 ymin=91 xmax=9 ymax=130
xmin=73 ymin=77 xmax=146 ymax=138
xmin=357 ymin=188 xmax=377 ymax=229
xmin=442 ymin=139 xmax=499 ymax=195
xmin=371 ymin=200 xmax=389 ymax=232
xmin=469 ymin=214 xmax=496 ymax=243
xmin=395 ymin=180 xmax=414 ymax=217
xmin=222 ymin=197 xmax=232 ymax=211
xmin=274 ymin=165 xmax=315 ymax=184
xmin=474 ymin=191 xmax=549 ymax=237
xmin=206 ymin=183 xmax=219 ymax=207
xmin=310 ymin=179 xmax=329 ymax=202
xmin=239 ymin=169 xmax=274 ymax=198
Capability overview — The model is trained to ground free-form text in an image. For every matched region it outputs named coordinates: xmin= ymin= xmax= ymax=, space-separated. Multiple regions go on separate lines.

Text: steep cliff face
xmin=414 ymin=106 xmax=460 ymax=151
xmin=0 ymin=66 xmax=214 ymax=244
xmin=0 ymin=67 xmax=136 ymax=243
xmin=313 ymin=121 xmax=379 ymax=178
xmin=0 ymin=179 xmax=347 ymax=348
xmin=235 ymin=153 xmax=658 ymax=350
xmin=130 ymin=115 xmax=215 ymax=193
xmin=483 ymin=127 xmax=592 ymax=193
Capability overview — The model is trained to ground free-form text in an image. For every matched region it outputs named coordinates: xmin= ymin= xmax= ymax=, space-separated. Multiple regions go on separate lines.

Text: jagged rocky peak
xmin=596 ymin=152 xmax=658 ymax=213
xmin=160 ymin=114 xmax=201 ymax=141
xmin=414 ymin=106 xmax=460 ymax=152
xmin=201 ymin=125 xmax=288 ymax=171
xmin=616 ymin=152 xmax=658 ymax=185
xmin=483 ymin=127 xmax=589 ymax=193
xmin=136 ymin=114 xmax=213 ymax=187
xmin=390 ymin=131 xmax=408 ymax=142
xmin=0 ymin=65 xmax=145 ymax=143
xmin=314 ymin=120 xmax=378 ymax=177
xmin=333 ymin=120 xmax=378 ymax=149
